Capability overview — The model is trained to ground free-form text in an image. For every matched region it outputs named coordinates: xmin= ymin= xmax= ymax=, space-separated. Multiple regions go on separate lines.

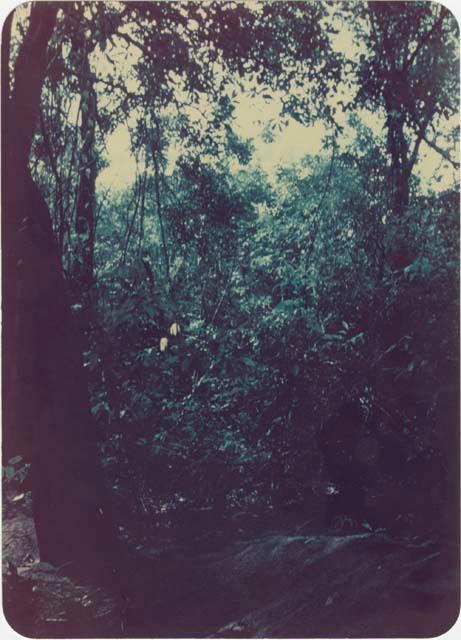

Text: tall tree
xmin=2 ymin=2 xmax=121 ymax=574
xmin=353 ymin=1 xmax=459 ymax=218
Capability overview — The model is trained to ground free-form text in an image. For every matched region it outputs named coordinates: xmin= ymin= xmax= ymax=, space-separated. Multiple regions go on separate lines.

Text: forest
xmin=2 ymin=1 xmax=460 ymax=637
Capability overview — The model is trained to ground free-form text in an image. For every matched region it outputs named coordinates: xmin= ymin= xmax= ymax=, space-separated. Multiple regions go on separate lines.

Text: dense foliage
xmin=4 ymin=1 xmax=459 ymax=545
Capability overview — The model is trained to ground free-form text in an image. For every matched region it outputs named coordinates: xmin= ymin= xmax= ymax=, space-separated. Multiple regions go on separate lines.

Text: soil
xmin=2 ymin=491 xmax=459 ymax=638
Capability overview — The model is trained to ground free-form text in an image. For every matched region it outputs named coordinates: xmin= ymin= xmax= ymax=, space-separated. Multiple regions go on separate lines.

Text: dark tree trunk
xmin=387 ymin=112 xmax=410 ymax=218
xmin=384 ymin=104 xmax=412 ymax=271
xmin=2 ymin=3 xmax=121 ymax=575
xmin=74 ymin=43 xmax=97 ymax=292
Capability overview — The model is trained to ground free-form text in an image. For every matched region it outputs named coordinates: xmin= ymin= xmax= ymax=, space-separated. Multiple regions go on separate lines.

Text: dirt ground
xmin=2 ymin=491 xmax=459 ymax=638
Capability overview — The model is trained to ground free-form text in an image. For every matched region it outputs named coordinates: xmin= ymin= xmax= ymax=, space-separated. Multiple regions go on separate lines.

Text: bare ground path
xmin=3 ymin=496 xmax=459 ymax=638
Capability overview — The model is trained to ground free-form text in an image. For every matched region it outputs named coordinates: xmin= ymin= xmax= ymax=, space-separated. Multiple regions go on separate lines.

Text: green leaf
xmin=8 ymin=456 xmax=22 ymax=466
xmin=323 ymin=333 xmax=343 ymax=342
xmin=91 ymin=401 xmax=110 ymax=418
xmin=4 ymin=466 xmax=15 ymax=480
xmin=290 ymin=363 xmax=300 ymax=376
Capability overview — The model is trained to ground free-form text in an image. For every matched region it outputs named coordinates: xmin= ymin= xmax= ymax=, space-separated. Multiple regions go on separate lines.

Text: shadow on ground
xmin=3 ymin=496 xmax=459 ymax=638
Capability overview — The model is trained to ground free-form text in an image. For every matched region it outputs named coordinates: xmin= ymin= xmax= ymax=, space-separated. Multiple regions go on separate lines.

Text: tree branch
xmin=406 ymin=9 xmax=445 ymax=71
xmin=419 ymin=130 xmax=460 ymax=169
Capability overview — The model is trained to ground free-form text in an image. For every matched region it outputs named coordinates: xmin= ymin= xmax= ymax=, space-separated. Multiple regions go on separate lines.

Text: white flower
xmin=169 ymin=322 xmax=180 ymax=336
xmin=159 ymin=337 xmax=168 ymax=352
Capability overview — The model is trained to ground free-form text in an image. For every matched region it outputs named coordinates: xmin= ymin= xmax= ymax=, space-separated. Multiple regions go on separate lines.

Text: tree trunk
xmin=384 ymin=105 xmax=412 ymax=271
xmin=387 ymin=112 xmax=410 ymax=218
xmin=2 ymin=3 xmax=121 ymax=576
xmin=74 ymin=42 xmax=97 ymax=292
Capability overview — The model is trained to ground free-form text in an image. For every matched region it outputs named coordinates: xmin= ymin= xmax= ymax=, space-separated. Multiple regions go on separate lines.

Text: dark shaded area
xmin=2 ymin=494 xmax=460 ymax=638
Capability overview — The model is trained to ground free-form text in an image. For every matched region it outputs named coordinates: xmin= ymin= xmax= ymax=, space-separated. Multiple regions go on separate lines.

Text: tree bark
xmin=386 ymin=109 xmax=410 ymax=219
xmin=2 ymin=2 xmax=121 ymax=575
xmin=74 ymin=40 xmax=97 ymax=291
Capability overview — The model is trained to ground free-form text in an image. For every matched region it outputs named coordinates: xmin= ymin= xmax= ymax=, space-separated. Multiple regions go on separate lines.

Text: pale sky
xmin=5 ymin=1 xmax=459 ymax=194
xmin=97 ymin=92 xmax=328 ymax=189
xmin=98 ymin=93 xmax=458 ymax=194
xmin=93 ymin=8 xmax=458 ymax=195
